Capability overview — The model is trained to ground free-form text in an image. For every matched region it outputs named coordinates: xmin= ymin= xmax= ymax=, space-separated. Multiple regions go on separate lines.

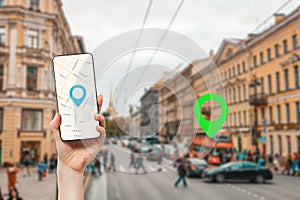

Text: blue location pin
xmin=70 ymin=85 xmax=86 ymax=107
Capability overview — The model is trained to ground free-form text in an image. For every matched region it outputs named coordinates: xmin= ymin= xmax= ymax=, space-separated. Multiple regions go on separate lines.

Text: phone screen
xmin=52 ymin=53 xmax=100 ymax=141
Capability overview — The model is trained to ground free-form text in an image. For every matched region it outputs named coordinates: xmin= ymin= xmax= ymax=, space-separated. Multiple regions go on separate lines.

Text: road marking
xmin=226 ymin=184 xmax=267 ymax=200
xmin=119 ymin=164 xmax=126 ymax=172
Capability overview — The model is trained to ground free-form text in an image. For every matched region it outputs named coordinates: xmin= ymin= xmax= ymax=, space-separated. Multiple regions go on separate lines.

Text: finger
xmin=50 ymin=113 xmax=62 ymax=142
xmin=94 ymin=114 xmax=106 ymax=128
xmin=96 ymin=126 xmax=106 ymax=144
xmin=97 ymin=95 xmax=103 ymax=112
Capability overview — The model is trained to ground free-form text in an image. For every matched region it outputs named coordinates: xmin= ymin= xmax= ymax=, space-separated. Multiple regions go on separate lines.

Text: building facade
xmin=0 ymin=0 xmax=85 ymax=165
xmin=140 ymin=87 xmax=159 ymax=137
xmin=212 ymin=7 xmax=300 ymax=156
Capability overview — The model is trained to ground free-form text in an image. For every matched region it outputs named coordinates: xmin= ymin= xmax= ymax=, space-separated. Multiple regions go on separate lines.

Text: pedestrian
xmin=7 ymin=187 xmax=22 ymax=200
xmin=157 ymin=151 xmax=163 ymax=171
xmin=6 ymin=163 xmax=19 ymax=193
xmin=239 ymin=150 xmax=245 ymax=161
xmin=259 ymin=154 xmax=266 ymax=166
xmin=90 ymin=160 xmax=98 ymax=175
xmin=282 ymin=155 xmax=292 ymax=175
xmin=49 ymin=154 xmax=57 ymax=173
xmin=273 ymin=153 xmax=281 ymax=172
xmin=103 ymin=150 xmax=108 ymax=171
xmin=38 ymin=160 xmax=48 ymax=181
xmin=0 ymin=186 xmax=4 ymax=200
xmin=135 ymin=153 xmax=147 ymax=174
xmin=129 ymin=150 xmax=136 ymax=169
xmin=43 ymin=153 xmax=48 ymax=165
xmin=246 ymin=150 xmax=253 ymax=162
xmin=22 ymin=154 xmax=31 ymax=177
xmin=95 ymin=153 xmax=102 ymax=175
xmin=292 ymin=152 xmax=299 ymax=176
xmin=174 ymin=159 xmax=187 ymax=188
xmin=109 ymin=153 xmax=116 ymax=172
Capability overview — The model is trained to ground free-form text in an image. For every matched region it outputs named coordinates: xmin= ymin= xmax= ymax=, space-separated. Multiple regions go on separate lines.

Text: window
xmin=260 ymin=77 xmax=264 ymax=93
xmin=0 ymin=65 xmax=3 ymax=90
xmin=0 ymin=26 xmax=5 ymax=46
xmin=237 ymin=64 xmax=240 ymax=75
xmin=224 ymin=71 xmax=227 ymax=80
xmin=228 ymin=69 xmax=231 ymax=78
xmin=30 ymin=0 xmax=39 ymax=11
xmin=274 ymin=44 xmax=279 ymax=58
xmin=284 ymin=69 xmax=289 ymax=90
xmin=277 ymin=105 xmax=281 ymax=124
xmin=0 ymin=108 xmax=3 ymax=131
xmin=243 ymin=111 xmax=247 ymax=126
xmin=28 ymin=29 xmax=39 ymax=49
xmin=259 ymin=52 xmax=264 ymax=65
xmin=253 ymin=55 xmax=257 ymax=68
xmin=267 ymin=48 xmax=271 ymax=62
xmin=261 ymin=108 xmax=265 ymax=123
xmin=243 ymin=84 xmax=246 ymax=100
xmin=276 ymin=72 xmax=280 ymax=92
xmin=232 ymin=67 xmax=236 ymax=77
xmin=21 ymin=109 xmax=43 ymax=131
xmin=226 ymin=48 xmax=233 ymax=58
xmin=242 ymin=61 xmax=246 ymax=72
xmin=296 ymin=102 xmax=300 ymax=123
xmin=233 ymin=88 xmax=236 ymax=103
xmin=294 ymin=65 xmax=299 ymax=88
xmin=238 ymin=112 xmax=241 ymax=126
xmin=270 ymin=135 xmax=274 ymax=155
xmin=268 ymin=106 xmax=273 ymax=124
xmin=285 ymin=103 xmax=290 ymax=124
xmin=233 ymin=112 xmax=236 ymax=126
xmin=0 ymin=0 xmax=4 ymax=7
xmin=278 ymin=136 xmax=282 ymax=156
xmin=283 ymin=40 xmax=288 ymax=54
xmin=267 ymin=74 xmax=272 ymax=94
xmin=27 ymin=66 xmax=38 ymax=91
xmin=292 ymin=34 xmax=298 ymax=50
xmin=238 ymin=86 xmax=241 ymax=102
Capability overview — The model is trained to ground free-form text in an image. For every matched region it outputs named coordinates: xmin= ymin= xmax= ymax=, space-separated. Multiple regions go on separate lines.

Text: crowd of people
xmin=213 ymin=149 xmax=300 ymax=176
xmin=0 ymin=153 xmax=58 ymax=199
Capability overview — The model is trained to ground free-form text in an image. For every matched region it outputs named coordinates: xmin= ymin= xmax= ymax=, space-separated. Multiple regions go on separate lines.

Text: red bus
xmin=189 ymin=130 xmax=234 ymax=165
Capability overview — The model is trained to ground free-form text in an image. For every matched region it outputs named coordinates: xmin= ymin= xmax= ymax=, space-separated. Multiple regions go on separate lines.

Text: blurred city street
xmin=84 ymin=143 xmax=300 ymax=200
xmin=0 ymin=167 xmax=56 ymax=200
xmin=1 ymin=0 xmax=300 ymax=200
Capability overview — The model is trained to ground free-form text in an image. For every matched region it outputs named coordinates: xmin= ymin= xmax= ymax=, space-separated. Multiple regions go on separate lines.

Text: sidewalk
xmin=0 ymin=167 xmax=57 ymax=200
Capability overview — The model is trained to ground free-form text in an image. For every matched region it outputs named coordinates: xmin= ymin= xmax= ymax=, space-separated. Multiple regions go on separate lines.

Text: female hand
xmin=50 ymin=95 xmax=106 ymax=173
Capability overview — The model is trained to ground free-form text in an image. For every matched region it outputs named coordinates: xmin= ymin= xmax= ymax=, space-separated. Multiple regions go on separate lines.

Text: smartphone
xmin=52 ymin=53 xmax=100 ymax=141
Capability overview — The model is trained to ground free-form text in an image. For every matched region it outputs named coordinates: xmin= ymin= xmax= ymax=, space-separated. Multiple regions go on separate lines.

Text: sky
xmin=61 ymin=0 xmax=300 ymax=114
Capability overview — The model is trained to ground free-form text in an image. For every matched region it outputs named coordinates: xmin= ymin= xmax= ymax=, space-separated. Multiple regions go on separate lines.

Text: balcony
xmin=249 ymin=92 xmax=268 ymax=106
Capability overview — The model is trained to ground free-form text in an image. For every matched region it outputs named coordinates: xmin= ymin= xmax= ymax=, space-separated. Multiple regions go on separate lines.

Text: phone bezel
xmin=52 ymin=52 xmax=100 ymax=142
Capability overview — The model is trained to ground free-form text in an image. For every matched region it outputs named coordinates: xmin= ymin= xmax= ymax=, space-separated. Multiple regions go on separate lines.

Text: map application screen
xmin=52 ymin=53 xmax=100 ymax=141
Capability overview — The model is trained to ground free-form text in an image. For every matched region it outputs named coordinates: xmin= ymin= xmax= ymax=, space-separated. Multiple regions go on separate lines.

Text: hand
xmin=50 ymin=95 xmax=106 ymax=173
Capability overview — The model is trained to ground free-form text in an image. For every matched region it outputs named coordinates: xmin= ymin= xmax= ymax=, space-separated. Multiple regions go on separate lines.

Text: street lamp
xmin=249 ymin=77 xmax=260 ymax=151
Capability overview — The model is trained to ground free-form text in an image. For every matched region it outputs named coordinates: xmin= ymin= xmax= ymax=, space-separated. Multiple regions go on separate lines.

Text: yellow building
xmin=0 ymin=0 xmax=85 ymax=165
xmin=212 ymin=6 xmax=300 ymax=156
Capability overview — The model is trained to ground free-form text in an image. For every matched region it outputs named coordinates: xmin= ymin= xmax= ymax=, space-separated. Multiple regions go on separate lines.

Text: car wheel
xmin=255 ymin=174 xmax=265 ymax=183
xmin=216 ymin=174 xmax=225 ymax=183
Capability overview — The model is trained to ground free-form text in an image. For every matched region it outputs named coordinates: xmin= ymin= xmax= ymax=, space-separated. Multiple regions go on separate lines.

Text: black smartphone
xmin=52 ymin=53 xmax=100 ymax=141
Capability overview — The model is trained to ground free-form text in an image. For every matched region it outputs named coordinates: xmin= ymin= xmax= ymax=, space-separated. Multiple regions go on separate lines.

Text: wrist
xmin=57 ymin=161 xmax=84 ymax=200
xmin=57 ymin=161 xmax=84 ymax=177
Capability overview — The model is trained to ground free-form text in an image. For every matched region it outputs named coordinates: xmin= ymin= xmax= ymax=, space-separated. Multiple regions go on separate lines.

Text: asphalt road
xmin=85 ymin=144 xmax=300 ymax=200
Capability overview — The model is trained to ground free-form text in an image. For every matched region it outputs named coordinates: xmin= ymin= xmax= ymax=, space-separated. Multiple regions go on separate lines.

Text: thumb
xmin=50 ymin=113 xmax=62 ymax=141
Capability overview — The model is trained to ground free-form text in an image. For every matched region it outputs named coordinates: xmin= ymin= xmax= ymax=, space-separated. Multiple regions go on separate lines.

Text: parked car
xmin=203 ymin=161 xmax=273 ymax=183
xmin=147 ymin=145 xmax=162 ymax=161
xmin=185 ymin=158 xmax=208 ymax=178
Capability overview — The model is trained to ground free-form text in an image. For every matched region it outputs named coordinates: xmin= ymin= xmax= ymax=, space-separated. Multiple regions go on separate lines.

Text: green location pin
xmin=194 ymin=93 xmax=228 ymax=138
